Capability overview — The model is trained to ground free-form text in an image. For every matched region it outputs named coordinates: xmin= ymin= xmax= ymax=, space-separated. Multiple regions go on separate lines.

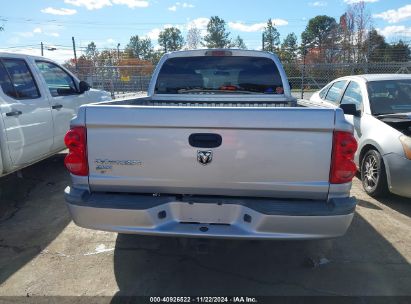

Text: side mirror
xmin=78 ymin=81 xmax=90 ymax=94
xmin=340 ymin=103 xmax=361 ymax=117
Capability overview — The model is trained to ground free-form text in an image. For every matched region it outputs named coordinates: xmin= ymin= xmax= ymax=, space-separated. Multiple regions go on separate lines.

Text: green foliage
xmin=365 ymin=29 xmax=410 ymax=62
xmin=203 ymin=16 xmax=231 ymax=48
xmin=301 ymin=15 xmax=338 ymax=49
xmin=389 ymin=40 xmax=410 ymax=62
xmin=158 ymin=27 xmax=184 ymax=52
xmin=149 ymin=50 xmax=165 ymax=65
xmin=125 ymin=35 xmax=154 ymax=60
xmin=232 ymin=35 xmax=247 ymax=49
xmin=280 ymin=33 xmax=298 ymax=63
xmin=85 ymin=42 xmax=98 ymax=61
xmin=263 ymin=19 xmax=280 ymax=53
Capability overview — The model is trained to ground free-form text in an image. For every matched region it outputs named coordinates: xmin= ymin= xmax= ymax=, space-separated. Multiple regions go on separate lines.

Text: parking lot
xmin=0 ymin=152 xmax=410 ymax=297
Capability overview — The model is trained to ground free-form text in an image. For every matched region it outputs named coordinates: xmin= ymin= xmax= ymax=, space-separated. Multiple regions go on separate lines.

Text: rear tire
xmin=360 ymin=149 xmax=389 ymax=197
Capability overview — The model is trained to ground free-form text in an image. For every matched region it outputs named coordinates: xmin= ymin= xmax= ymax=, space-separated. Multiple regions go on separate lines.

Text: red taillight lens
xmin=330 ymin=131 xmax=358 ymax=184
xmin=64 ymin=126 xmax=88 ymax=176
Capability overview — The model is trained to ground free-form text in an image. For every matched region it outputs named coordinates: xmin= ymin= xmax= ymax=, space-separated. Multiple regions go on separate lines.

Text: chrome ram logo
xmin=197 ymin=150 xmax=213 ymax=166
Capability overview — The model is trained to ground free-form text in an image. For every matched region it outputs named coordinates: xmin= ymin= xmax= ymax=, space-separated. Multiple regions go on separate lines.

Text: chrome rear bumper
xmin=65 ymin=187 xmax=356 ymax=240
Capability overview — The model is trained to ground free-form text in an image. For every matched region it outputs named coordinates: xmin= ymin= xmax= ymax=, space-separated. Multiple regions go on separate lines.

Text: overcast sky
xmin=1 ymin=0 xmax=411 ymax=62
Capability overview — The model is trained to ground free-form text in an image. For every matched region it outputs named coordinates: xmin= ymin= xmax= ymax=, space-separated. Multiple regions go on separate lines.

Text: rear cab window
xmin=155 ymin=56 xmax=284 ymax=95
xmin=0 ymin=58 xmax=40 ymax=99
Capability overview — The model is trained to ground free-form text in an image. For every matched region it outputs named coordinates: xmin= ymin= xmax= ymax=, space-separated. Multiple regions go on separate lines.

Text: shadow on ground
xmin=111 ymin=212 xmax=411 ymax=297
xmin=0 ymin=154 xmax=71 ymax=284
xmin=374 ymin=195 xmax=411 ymax=218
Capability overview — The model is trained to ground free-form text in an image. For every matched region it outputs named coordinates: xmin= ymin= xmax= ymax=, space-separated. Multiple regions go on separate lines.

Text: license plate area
xmin=170 ymin=202 xmax=241 ymax=225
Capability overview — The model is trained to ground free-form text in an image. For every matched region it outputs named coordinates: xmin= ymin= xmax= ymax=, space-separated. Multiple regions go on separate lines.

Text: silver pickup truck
xmin=64 ymin=49 xmax=358 ymax=240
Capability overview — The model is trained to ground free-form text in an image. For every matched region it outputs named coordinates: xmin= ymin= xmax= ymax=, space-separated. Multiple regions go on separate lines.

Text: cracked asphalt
xmin=0 ymin=153 xmax=410 ymax=297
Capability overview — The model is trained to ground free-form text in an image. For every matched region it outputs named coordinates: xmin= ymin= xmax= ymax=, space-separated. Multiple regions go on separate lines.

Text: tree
xmin=125 ymin=35 xmax=154 ymax=60
xmin=203 ymin=16 xmax=231 ymax=48
xmin=149 ymin=50 xmax=165 ymax=65
xmin=389 ymin=40 xmax=411 ymax=62
xmin=351 ymin=1 xmax=371 ymax=63
xmin=363 ymin=28 xmax=388 ymax=62
xmin=186 ymin=27 xmax=202 ymax=49
xmin=362 ymin=30 xmax=410 ymax=63
xmin=118 ymin=57 xmax=154 ymax=79
xmin=158 ymin=27 xmax=184 ymax=52
xmin=301 ymin=15 xmax=338 ymax=63
xmin=85 ymin=41 xmax=99 ymax=65
xmin=263 ymin=19 xmax=280 ymax=53
xmin=232 ymin=35 xmax=247 ymax=49
xmin=280 ymin=33 xmax=298 ymax=62
xmin=339 ymin=12 xmax=355 ymax=62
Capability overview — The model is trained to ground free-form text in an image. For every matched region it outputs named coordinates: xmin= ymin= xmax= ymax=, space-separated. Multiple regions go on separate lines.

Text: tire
xmin=360 ymin=149 xmax=389 ymax=197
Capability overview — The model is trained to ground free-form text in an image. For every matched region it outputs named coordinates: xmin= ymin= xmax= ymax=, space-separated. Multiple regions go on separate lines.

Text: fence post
xmin=300 ymin=47 xmax=307 ymax=99
xmin=72 ymin=37 xmax=78 ymax=74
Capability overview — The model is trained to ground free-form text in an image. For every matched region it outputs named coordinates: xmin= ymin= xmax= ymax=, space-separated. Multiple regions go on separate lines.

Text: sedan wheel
xmin=360 ymin=149 xmax=389 ymax=197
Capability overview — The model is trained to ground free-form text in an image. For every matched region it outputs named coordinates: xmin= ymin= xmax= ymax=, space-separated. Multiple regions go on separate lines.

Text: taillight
xmin=330 ymin=131 xmax=358 ymax=184
xmin=64 ymin=126 xmax=88 ymax=176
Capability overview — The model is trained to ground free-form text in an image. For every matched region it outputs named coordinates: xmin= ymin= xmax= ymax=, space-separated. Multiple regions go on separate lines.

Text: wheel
xmin=360 ymin=149 xmax=389 ymax=197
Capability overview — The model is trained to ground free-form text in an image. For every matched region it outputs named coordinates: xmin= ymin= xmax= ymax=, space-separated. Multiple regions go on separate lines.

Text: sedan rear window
xmin=368 ymin=80 xmax=411 ymax=115
xmin=325 ymin=81 xmax=347 ymax=104
xmin=155 ymin=56 xmax=283 ymax=95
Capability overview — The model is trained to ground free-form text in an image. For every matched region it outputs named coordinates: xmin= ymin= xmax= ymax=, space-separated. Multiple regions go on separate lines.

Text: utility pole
xmin=41 ymin=42 xmax=44 ymax=56
xmin=117 ymin=43 xmax=120 ymax=60
xmin=72 ymin=36 xmax=78 ymax=73
xmin=262 ymin=33 xmax=265 ymax=51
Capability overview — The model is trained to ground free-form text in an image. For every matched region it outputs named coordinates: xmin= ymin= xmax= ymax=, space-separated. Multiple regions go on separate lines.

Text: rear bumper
xmin=384 ymin=153 xmax=411 ymax=198
xmin=65 ymin=187 xmax=356 ymax=240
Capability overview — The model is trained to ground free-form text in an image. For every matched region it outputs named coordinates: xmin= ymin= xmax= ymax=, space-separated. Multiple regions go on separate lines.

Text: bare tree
xmin=351 ymin=1 xmax=372 ymax=63
xmin=186 ymin=27 xmax=202 ymax=50
xmin=340 ymin=11 xmax=355 ymax=62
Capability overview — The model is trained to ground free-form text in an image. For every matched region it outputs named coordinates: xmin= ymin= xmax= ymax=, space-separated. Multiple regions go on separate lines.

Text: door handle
xmin=52 ymin=104 xmax=63 ymax=110
xmin=6 ymin=110 xmax=22 ymax=117
xmin=189 ymin=133 xmax=222 ymax=148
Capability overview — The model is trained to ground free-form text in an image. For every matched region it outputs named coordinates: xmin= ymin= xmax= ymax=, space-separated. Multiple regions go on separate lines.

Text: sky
xmin=1 ymin=0 xmax=411 ymax=62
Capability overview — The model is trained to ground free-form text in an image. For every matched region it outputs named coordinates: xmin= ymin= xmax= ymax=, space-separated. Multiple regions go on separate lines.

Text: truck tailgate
xmin=85 ymin=106 xmax=336 ymax=200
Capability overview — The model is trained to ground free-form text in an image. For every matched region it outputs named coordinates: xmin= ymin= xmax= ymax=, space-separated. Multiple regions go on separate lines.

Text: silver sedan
xmin=301 ymin=74 xmax=411 ymax=198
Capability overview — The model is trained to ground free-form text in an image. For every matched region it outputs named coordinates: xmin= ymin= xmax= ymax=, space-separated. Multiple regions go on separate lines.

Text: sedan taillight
xmin=330 ymin=131 xmax=358 ymax=184
xmin=64 ymin=126 xmax=88 ymax=176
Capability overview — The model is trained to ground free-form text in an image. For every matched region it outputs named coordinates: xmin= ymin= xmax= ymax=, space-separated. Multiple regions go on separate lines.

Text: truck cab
xmin=0 ymin=52 xmax=112 ymax=177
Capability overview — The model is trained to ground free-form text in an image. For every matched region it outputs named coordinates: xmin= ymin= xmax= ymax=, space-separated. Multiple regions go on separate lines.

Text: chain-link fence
xmin=285 ymin=61 xmax=411 ymax=98
xmin=65 ymin=63 xmax=153 ymax=99
xmin=72 ymin=60 xmax=411 ymax=100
